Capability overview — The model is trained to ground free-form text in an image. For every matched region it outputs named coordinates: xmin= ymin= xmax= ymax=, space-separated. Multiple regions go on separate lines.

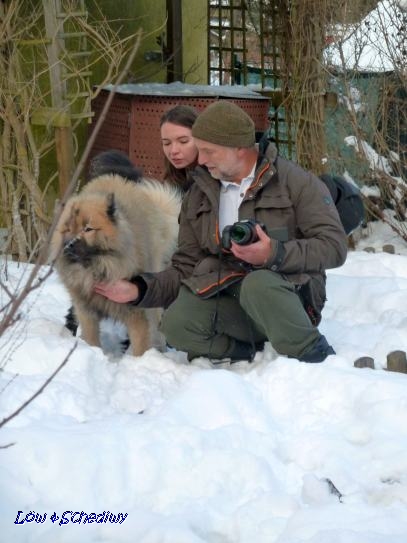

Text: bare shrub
xmin=0 ymin=0 xmax=141 ymax=260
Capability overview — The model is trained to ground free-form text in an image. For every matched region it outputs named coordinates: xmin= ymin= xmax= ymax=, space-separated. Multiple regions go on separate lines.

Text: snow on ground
xmin=1 ymin=221 xmax=407 ymax=542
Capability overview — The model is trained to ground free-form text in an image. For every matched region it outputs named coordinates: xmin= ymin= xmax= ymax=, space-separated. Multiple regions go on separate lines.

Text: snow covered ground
xmin=1 ymin=220 xmax=407 ymax=543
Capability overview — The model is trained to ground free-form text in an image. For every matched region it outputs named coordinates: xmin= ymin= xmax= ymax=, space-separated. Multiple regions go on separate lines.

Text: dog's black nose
xmin=63 ymin=237 xmax=78 ymax=253
xmin=63 ymin=238 xmax=83 ymax=262
xmin=63 ymin=238 xmax=94 ymax=267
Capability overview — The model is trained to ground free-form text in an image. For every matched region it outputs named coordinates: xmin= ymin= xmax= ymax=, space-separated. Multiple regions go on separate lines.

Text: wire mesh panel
xmin=88 ymin=91 xmax=131 ymax=157
xmin=88 ymin=84 xmax=270 ymax=180
xmin=130 ymin=95 xmax=270 ymax=179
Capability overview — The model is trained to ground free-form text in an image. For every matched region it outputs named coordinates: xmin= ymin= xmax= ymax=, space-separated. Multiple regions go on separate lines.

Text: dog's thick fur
xmin=49 ymin=174 xmax=181 ymax=356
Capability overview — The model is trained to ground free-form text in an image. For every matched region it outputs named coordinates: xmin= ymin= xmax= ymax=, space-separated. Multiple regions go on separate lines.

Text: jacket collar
xmin=249 ymin=141 xmax=278 ymax=193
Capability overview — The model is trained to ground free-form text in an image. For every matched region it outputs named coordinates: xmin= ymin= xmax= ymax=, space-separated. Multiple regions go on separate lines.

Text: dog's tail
xmin=139 ymin=178 xmax=182 ymax=214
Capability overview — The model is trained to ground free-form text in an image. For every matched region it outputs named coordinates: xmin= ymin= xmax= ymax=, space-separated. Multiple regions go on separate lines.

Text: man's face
xmin=193 ymin=138 xmax=243 ymax=183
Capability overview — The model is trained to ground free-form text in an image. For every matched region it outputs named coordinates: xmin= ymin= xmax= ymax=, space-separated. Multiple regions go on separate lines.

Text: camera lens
xmin=231 ymin=224 xmax=252 ymax=245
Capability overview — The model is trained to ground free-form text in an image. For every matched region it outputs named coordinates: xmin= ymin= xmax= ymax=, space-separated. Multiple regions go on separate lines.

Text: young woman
xmin=160 ymin=105 xmax=199 ymax=192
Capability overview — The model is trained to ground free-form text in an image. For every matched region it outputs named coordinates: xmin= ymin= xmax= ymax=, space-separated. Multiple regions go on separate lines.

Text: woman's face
xmin=161 ymin=122 xmax=198 ymax=170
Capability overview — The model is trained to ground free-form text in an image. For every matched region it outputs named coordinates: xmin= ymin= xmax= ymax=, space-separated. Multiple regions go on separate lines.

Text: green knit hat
xmin=192 ymin=100 xmax=255 ymax=148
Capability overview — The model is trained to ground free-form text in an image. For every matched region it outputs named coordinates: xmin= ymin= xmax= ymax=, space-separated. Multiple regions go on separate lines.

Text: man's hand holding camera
xmin=230 ymin=224 xmax=273 ymax=267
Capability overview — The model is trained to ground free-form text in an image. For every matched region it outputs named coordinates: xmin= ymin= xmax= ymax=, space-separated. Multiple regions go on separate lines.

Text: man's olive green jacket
xmin=136 ymin=142 xmax=347 ymax=323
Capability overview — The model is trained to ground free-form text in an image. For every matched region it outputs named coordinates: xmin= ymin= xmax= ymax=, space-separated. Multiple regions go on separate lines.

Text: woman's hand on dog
xmin=94 ymin=280 xmax=139 ymax=303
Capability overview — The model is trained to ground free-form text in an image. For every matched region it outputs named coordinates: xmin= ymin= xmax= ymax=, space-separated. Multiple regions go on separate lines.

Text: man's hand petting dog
xmin=94 ymin=280 xmax=139 ymax=304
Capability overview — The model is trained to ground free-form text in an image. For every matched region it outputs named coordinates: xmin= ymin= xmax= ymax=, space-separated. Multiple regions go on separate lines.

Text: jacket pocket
xmin=183 ymin=269 xmax=246 ymax=299
xmin=186 ymin=201 xmax=216 ymax=249
xmin=192 ymin=256 xmax=220 ymax=276
xmin=186 ymin=200 xmax=211 ymax=219
xmin=254 ymin=193 xmax=293 ymax=210
xmin=252 ymin=194 xmax=295 ymax=238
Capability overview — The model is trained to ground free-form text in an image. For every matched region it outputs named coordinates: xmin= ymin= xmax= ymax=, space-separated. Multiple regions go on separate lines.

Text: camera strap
xmin=207 ymin=251 xmax=223 ymax=362
xmin=209 ymin=251 xmax=256 ymax=364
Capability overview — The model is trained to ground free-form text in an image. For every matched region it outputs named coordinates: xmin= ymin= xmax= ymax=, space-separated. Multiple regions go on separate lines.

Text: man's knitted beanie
xmin=192 ymin=100 xmax=255 ymax=148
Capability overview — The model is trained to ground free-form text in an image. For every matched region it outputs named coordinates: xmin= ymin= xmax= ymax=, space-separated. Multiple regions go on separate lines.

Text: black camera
xmin=221 ymin=219 xmax=266 ymax=250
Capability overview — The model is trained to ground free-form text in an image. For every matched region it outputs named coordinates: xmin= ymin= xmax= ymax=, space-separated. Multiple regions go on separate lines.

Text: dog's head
xmin=49 ymin=192 xmax=119 ymax=266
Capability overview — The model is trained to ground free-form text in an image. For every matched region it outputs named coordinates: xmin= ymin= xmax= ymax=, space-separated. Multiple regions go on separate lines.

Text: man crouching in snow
xmin=94 ymin=101 xmax=347 ymax=364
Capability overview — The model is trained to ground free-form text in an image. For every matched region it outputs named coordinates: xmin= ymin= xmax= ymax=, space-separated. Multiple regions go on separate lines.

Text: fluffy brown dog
xmin=49 ymin=174 xmax=181 ymax=356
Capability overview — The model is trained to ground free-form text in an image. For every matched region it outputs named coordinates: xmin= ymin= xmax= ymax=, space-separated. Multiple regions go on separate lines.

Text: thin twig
xmin=0 ymin=442 xmax=16 ymax=449
xmin=0 ymin=264 xmax=53 ymax=333
xmin=0 ymin=30 xmax=142 ymax=339
xmin=0 ymin=341 xmax=78 ymax=429
xmin=0 ymin=280 xmax=14 ymax=301
xmin=53 ymin=29 xmax=143 ymax=215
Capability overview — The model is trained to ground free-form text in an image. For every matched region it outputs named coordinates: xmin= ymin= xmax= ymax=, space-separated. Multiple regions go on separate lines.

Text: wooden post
xmin=382 ymin=244 xmax=395 ymax=254
xmin=354 ymin=356 xmax=375 ymax=369
xmin=386 ymin=351 xmax=407 ymax=374
xmin=166 ymin=0 xmax=183 ymax=82
xmin=42 ymin=0 xmax=74 ymax=197
xmin=55 ymin=127 xmax=75 ymax=196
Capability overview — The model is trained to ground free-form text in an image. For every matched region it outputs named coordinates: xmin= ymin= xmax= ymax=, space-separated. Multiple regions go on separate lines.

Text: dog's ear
xmin=106 ymin=192 xmax=117 ymax=223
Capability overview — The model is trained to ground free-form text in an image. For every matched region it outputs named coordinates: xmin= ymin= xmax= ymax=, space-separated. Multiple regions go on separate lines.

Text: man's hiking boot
xmin=299 ymin=334 xmax=335 ymax=363
xmin=227 ymin=339 xmax=265 ymax=363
